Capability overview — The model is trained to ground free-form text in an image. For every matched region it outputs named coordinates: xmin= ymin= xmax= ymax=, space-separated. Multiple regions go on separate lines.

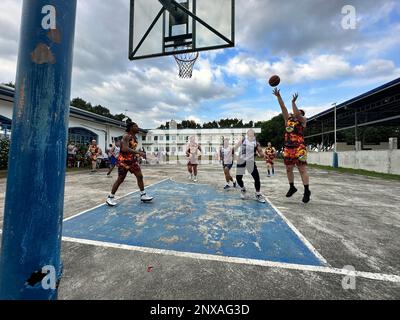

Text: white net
xmin=173 ymin=52 xmax=199 ymax=78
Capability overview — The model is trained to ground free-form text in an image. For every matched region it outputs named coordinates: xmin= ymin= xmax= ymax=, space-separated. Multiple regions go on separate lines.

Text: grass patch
xmin=308 ymin=163 xmax=400 ymax=181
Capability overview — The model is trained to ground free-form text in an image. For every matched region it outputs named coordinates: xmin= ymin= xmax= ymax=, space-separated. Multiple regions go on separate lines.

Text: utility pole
xmin=332 ymin=103 xmax=338 ymax=168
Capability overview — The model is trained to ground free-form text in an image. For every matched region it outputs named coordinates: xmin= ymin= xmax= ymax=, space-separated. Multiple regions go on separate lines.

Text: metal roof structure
xmin=305 ymin=78 xmax=400 ymax=144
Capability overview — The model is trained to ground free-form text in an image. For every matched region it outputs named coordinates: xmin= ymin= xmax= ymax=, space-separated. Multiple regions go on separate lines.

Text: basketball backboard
xmin=129 ymin=0 xmax=235 ymax=60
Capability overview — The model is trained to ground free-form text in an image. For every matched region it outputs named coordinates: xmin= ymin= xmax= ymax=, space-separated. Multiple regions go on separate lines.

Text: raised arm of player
xmin=273 ymin=88 xmax=289 ymax=122
xmin=292 ymin=93 xmax=307 ymax=125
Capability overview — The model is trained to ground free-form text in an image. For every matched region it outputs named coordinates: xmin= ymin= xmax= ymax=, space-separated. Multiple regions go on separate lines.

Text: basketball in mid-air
xmin=268 ymin=75 xmax=280 ymax=87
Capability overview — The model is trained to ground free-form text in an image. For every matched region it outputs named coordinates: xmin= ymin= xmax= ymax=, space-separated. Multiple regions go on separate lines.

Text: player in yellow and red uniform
xmin=87 ymin=140 xmax=100 ymax=173
xmin=273 ymin=89 xmax=311 ymax=203
xmin=106 ymin=122 xmax=153 ymax=206
xmin=264 ymin=142 xmax=276 ymax=177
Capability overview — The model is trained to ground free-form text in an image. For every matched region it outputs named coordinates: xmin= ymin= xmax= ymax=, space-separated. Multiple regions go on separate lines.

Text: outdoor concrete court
xmin=1 ymin=162 xmax=400 ymax=299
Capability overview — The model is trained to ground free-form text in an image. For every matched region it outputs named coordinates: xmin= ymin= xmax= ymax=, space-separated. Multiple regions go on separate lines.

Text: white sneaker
xmin=193 ymin=176 xmax=198 ymax=182
xmin=106 ymin=196 xmax=117 ymax=206
xmin=240 ymin=189 xmax=247 ymax=199
xmin=140 ymin=193 xmax=154 ymax=202
xmin=188 ymin=174 xmax=193 ymax=180
xmin=256 ymin=193 xmax=266 ymax=203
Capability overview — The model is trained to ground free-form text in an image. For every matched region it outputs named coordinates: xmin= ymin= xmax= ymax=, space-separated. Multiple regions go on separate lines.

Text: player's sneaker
xmin=106 ymin=196 xmax=117 ymax=207
xmin=224 ymin=184 xmax=231 ymax=190
xmin=256 ymin=193 xmax=266 ymax=203
xmin=233 ymin=181 xmax=237 ymax=188
xmin=140 ymin=193 xmax=154 ymax=202
xmin=193 ymin=176 xmax=198 ymax=182
xmin=240 ymin=188 xmax=247 ymax=199
xmin=188 ymin=174 xmax=193 ymax=180
xmin=286 ymin=186 xmax=298 ymax=197
xmin=302 ymin=190 xmax=311 ymax=204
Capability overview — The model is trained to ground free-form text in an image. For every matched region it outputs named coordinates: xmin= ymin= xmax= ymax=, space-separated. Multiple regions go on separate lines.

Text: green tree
xmin=113 ymin=113 xmax=132 ymax=123
xmin=0 ymin=138 xmax=10 ymax=169
xmin=92 ymin=105 xmax=112 ymax=118
xmin=257 ymin=114 xmax=285 ymax=149
xmin=2 ymin=82 xmax=15 ymax=88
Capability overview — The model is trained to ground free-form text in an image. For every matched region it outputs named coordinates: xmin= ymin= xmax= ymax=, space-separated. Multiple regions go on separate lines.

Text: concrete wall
xmin=337 ymin=142 xmax=390 ymax=151
xmin=307 ymin=152 xmax=334 ymax=167
xmin=308 ymin=150 xmax=400 ymax=175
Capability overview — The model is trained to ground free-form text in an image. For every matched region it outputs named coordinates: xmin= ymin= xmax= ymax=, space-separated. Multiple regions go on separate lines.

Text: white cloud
xmin=224 ymin=54 xmax=399 ymax=86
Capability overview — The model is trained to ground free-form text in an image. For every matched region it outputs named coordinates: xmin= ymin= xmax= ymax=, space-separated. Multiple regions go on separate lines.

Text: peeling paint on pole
xmin=0 ymin=0 xmax=77 ymax=300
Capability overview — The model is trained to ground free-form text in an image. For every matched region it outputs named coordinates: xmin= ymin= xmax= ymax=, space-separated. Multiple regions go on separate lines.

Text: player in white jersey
xmin=234 ymin=129 xmax=266 ymax=203
xmin=219 ymin=138 xmax=237 ymax=190
xmin=186 ymin=136 xmax=202 ymax=182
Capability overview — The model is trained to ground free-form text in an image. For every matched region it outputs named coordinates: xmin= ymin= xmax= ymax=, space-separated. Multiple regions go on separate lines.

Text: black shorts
xmin=223 ymin=163 xmax=233 ymax=170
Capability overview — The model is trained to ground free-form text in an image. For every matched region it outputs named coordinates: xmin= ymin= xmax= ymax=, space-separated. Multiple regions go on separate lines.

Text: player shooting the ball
xmin=272 ymin=88 xmax=311 ymax=203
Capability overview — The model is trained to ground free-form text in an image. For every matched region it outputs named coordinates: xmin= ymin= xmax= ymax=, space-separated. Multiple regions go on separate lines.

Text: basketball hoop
xmin=173 ymin=52 xmax=199 ymax=79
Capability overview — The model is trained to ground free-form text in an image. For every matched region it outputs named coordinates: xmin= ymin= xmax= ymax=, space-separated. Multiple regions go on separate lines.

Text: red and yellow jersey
xmin=284 ymin=117 xmax=305 ymax=148
xmin=265 ymin=147 xmax=276 ymax=159
xmin=118 ymin=135 xmax=139 ymax=163
xmin=89 ymin=145 xmax=98 ymax=154
xmin=89 ymin=145 xmax=99 ymax=160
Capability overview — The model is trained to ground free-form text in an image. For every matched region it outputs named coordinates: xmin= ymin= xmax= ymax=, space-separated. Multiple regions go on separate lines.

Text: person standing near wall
xmin=87 ymin=140 xmax=100 ymax=173
xmin=67 ymin=142 xmax=77 ymax=168
xmin=265 ymin=142 xmax=277 ymax=177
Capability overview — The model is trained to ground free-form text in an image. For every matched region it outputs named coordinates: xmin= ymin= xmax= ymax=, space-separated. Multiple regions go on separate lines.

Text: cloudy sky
xmin=0 ymin=0 xmax=399 ymax=128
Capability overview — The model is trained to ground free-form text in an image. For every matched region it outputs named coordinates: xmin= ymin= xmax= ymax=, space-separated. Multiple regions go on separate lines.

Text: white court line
xmin=62 ymin=236 xmax=400 ymax=284
xmin=63 ymin=178 xmax=171 ymax=222
xmin=263 ymin=196 xmax=329 ymax=266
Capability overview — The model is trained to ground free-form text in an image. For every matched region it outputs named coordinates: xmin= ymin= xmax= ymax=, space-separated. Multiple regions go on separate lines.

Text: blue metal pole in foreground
xmin=0 ymin=0 xmax=77 ymax=299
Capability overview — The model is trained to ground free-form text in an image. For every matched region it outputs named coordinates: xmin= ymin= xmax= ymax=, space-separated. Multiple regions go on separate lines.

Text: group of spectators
xmin=67 ymin=140 xmax=106 ymax=169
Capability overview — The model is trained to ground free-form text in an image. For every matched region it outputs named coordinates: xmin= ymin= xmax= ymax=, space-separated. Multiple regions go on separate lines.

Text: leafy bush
xmin=0 ymin=138 xmax=10 ymax=170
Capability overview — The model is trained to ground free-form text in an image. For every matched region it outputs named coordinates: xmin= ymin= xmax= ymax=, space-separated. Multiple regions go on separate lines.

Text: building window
xmin=154 ymin=136 xmax=158 ymax=141
xmin=171 ymin=136 xmax=176 ymax=141
xmin=147 ymin=147 xmax=152 ymax=152
xmin=142 ymin=135 xmax=146 ymax=141
xmin=68 ymin=128 xmax=98 ymax=148
xmin=159 ymin=136 xmax=164 ymax=141
xmin=178 ymin=146 xmax=183 ymax=152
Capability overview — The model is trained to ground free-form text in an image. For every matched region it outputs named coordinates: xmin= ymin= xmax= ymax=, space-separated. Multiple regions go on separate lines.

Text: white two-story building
xmin=142 ymin=121 xmax=261 ymax=157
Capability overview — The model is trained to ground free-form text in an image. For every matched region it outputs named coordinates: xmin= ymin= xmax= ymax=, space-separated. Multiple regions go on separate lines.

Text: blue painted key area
xmin=63 ymin=179 xmax=323 ymax=266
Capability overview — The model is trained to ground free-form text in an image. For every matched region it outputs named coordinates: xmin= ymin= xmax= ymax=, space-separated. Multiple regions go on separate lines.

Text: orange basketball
xmin=268 ymin=75 xmax=280 ymax=87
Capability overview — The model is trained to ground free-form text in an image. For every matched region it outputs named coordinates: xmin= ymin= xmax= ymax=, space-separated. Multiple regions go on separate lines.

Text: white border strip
xmin=263 ymin=196 xmax=329 ymax=266
xmin=63 ymin=178 xmax=171 ymax=222
xmin=62 ymin=236 xmax=400 ymax=283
